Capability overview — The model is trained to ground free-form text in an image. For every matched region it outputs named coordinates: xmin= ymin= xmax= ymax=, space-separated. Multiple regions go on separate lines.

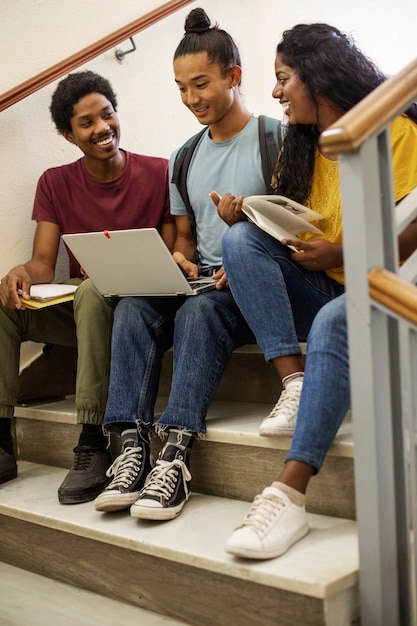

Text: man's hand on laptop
xmin=172 ymin=251 xmax=198 ymax=279
xmin=213 ymin=267 xmax=229 ymax=290
xmin=172 ymin=252 xmax=225 ymax=289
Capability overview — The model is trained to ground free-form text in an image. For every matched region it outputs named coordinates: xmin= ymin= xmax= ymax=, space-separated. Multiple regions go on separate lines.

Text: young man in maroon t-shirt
xmin=0 ymin=71 xmax=175 ymax=504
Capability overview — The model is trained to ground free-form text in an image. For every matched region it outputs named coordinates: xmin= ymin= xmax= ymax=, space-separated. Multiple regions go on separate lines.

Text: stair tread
xmin=0 ymin=461 xmax=358 ymax=600
xmin=14 ymin=396 xmax=354 ymax=458
xmin=0 ymin=560 xmax=186 ymax=626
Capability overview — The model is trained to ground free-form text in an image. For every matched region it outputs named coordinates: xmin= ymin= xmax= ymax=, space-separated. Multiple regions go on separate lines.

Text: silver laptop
xmin=62 ymin=228 xmax=218 ymax=297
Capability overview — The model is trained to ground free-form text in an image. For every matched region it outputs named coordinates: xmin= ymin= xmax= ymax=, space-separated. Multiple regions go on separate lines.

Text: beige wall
xmin=1 ymin=0 xmax=417 ymax=280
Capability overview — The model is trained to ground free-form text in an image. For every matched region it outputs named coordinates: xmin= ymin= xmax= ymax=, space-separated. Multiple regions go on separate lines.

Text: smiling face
xmin=272 ymin=54 xmax=318 ymax=127
xmin=174 ymin=51 xmax=240 ymax=129
xmin=63 ymin=92 xmax=120 ymax=162
xmin=272 ymin=53 xmax=346 ymax=133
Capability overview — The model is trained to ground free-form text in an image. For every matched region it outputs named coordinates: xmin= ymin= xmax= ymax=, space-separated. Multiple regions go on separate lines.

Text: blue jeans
xmin=103 ymin=290 xmax=255 ymax=435
xmin=222 ymin=222 xmax=345 ymax=361
xmin=287 ymin=294 xmax=351 ymax=472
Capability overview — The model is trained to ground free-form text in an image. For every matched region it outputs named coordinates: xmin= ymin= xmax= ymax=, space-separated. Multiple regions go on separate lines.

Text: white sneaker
xmin=225 ymin=486 xmax=309 ymax=560
xmin=259 ymin=380 xmax=302 ymax=436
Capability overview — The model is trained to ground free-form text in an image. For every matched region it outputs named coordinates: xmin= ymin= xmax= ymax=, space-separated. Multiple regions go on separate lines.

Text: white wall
xmin=1 ymin=0 xmax=417 ymax=279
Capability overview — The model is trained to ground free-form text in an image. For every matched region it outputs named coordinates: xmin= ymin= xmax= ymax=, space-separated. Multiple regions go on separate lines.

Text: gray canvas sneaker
xmin=94 ymin=424 xmax=153 ymax=512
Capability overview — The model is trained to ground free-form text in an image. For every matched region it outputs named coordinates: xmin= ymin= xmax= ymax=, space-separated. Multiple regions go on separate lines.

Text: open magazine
xmin=18 ymin=284 xmax=78 ymax=309
xmin=242 ymin=195 xmax=323 ymax=250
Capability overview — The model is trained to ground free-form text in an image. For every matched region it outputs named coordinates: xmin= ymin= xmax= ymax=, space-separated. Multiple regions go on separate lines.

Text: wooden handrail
xmin=320 ymin=57 xmax=417 ymax=157
xmin=0 ymin=0 xmax=194 ymax=113
xmin=369 ymin=267 xmax=417 ymax=326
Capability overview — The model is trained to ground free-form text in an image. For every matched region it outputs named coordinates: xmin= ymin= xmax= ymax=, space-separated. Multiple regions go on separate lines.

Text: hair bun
xmin=184 ymin=8 xmax=211 ymax=34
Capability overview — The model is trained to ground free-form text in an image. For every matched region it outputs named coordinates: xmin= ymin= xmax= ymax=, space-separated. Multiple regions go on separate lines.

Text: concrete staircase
xmin=0 ymin=347 xmax=359 ymax=626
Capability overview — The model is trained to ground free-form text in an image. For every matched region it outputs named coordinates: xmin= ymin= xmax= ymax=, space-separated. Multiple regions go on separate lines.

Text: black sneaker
xmin=0 ymin=447 xmax=17 ymax=485
xmin=130 ymin=428 xmax=194 ymax=521
xmin=58 ymin=446 xmax=111 ymax=504
xmin=94 ymin=425 xmax=153 ymax=513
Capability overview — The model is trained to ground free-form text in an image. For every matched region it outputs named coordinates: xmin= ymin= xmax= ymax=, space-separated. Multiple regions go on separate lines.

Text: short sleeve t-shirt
xmin=169 ymin=116 xmax=274 ymax=272
xmin=302 ymin=114 xmax=417 ymax=284
xmin=33 ymin=150 xmax=173 ymax=277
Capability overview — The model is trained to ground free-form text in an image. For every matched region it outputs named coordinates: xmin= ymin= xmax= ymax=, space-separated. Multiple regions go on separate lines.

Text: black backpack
xmin=171 ymin=116 xmax=282 ymax=240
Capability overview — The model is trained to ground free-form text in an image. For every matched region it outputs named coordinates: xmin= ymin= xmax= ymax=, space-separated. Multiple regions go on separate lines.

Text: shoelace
xmin=142 ymin=459 xmax=191 ymax=501
xmin=267 ymin=386 xmax=302 ymax=421
xmin=240 ymin=491 xmax=286 ymax=535
xmin=106 ymin=446 xmax=142 ymax=489
xmin=71 ymin=447 xmax=95 ymax=471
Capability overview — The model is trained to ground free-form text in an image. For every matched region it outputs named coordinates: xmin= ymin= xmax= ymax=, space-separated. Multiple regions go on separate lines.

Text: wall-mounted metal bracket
xmin=115 ymin=37 xmax=137 ymax=62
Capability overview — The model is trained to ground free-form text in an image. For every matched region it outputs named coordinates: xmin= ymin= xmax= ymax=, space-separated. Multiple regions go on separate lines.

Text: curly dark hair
xmin=50 ymin=70 xmax=118 ymax=135
xmin=174 ymin=8 xmax=241 ymax=82
xmin=273 ymin=23 xmax=417 ymax=204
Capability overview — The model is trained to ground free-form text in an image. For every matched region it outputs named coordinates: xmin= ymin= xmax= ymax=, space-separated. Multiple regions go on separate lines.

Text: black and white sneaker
xmin=94 ymin=425 xmax=153 ymax=512
xmin=130 ymin=428 xmax=194 ymax=521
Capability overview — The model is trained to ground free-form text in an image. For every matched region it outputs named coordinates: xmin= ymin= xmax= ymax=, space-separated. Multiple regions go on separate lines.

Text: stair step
xmin=14 ymin=397 xmax=355 ymax=519
xmin=14 ymin=395 xmax=353 ymax=454
xmin=0 ymin=461 xmax=359 ymax=626
xmin=15 ymin=396 xmax=288 ymax=455
xmin=0 ymin=561 xmax=186 ymax=626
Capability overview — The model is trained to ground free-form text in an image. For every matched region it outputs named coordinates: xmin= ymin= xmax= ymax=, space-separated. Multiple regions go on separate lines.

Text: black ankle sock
xmin=0 ymin=418 xmax=14 ymax=455
xmin=78 ymin=423 xmax=107 ymax=450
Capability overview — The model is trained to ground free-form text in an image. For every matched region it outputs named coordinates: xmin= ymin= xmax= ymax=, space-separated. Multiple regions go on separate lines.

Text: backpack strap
xmin=171 ymin=127 xmax=208 ymax=238
xmin=258 ymin=115 xmax=282 ymax=193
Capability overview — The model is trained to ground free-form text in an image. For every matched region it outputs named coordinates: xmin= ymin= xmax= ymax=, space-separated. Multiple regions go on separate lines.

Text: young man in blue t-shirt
xmin=94 ymin=8 xmax=278 ymax=520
